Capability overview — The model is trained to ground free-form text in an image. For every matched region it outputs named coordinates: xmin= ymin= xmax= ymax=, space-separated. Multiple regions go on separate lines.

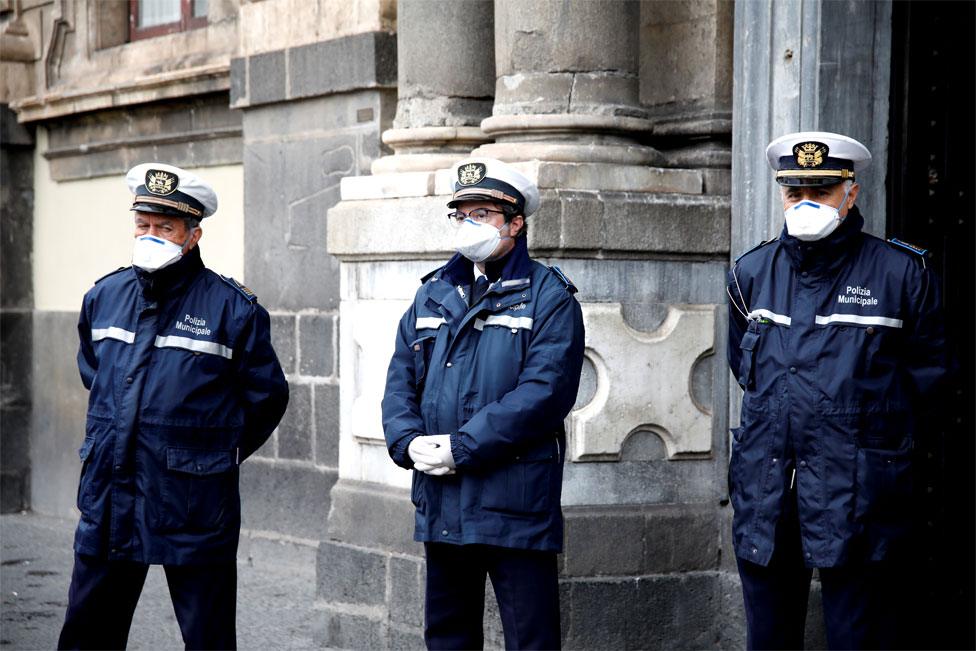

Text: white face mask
xmin=453 ymin=218 xmax=511 ymax=263
xmin=783 ymin=184 xmax=854 ymax=242
xmin=132 ymin=233 xmax=191 ymax=272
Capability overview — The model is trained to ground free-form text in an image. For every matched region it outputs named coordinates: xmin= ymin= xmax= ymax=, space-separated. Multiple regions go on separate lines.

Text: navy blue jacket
xmin=74 ymin=247 xmax=288 ymax=564
xmin=727 ymin=207 xmax=947 ymax=567
xmin=382 ymin=238 xmax=585 ymax=552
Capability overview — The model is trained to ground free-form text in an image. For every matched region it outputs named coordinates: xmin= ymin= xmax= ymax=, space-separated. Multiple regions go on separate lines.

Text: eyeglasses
xmin=446 ymin=208 xmax=508 ymax=225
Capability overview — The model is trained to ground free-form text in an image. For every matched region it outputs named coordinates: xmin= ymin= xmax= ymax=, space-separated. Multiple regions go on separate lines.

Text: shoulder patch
xmin=887 ymin=237 xmax=929 ymax=258
xmin=735 ymin=239 xmax=773 ymax=263
xmin=548 ymin=265 xmax=578 ymax=294
xmin=219 ymin=275 xmax=257 ymax=302
xmin=93 ymin=266 xmax=129 ymax=285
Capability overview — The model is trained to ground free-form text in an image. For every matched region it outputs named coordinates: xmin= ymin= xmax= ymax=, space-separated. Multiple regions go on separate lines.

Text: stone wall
xmin=231 ymin=30 xmax=397 ymax=558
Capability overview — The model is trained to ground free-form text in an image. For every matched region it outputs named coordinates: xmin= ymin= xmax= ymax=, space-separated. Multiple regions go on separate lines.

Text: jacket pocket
xmin=77 ymin=417 xmax=113 ymax=518
xmin=152 ymin=447 xmax=239 ymax=532
xmin=410 ymin=470 xmax=426 ymax=514
xmin=76 ymin=436 xmax=96 ymax=515
xmin=737 ymin=329 xmax=759 ymax=389
xmin=481 ymin=445 xmax=556 ymax=516
xmin=411 ymin=335 xmax=435 ymax=391
xmin=727 ymin=426 xmax=744 ymax=499
xmin=854 ymin=444 xmax=912 ymax=528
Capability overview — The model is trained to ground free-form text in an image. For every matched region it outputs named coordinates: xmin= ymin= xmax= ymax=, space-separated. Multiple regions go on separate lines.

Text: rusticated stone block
xmin=317 ymin=540 xmax=387 ymax=605
xmin=314 ymin=383 xmax=340 ymax=467
xmin=248 ymin=50 xmax=286 ymax=105
xmin=239 ymin=459 xmax=334 ymax=540
xmin=269 ymin=314 xmax=296 ymax=375
xmin=316 ymin=610 xmax=387 ymax=650
xmin=277 ymin=382 xmax=311 ymax=461
xmin=298 ymin=313 xmax=334 ymax=377
xmin=389 ymin=555 xmax=424 ymax=627
xmin=563 ymin=507 xmax=645 ymax=576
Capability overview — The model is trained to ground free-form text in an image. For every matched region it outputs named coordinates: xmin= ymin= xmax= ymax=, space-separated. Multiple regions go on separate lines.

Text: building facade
xmin=1 ymin=0 xmax=970 ymax=648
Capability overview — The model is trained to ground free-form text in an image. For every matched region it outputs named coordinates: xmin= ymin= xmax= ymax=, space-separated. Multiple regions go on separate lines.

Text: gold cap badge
xmin=458 ymin=162 xmax=487 ymax=186
xmin=145 ymin=169 xmax=179 ymax=196
xmin=793 ymin=142 xmax=828 ymax=168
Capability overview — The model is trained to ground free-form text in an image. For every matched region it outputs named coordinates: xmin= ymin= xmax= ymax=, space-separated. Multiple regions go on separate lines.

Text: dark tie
xmin=471 ymin=276 xmax=490 ymax=306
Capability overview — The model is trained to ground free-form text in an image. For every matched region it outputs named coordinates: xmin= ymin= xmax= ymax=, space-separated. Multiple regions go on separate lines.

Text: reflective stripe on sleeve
xmin=815 ymin=314 xmax=904 ymax=328
xmin=473 ymin=315 xmax=534 ymax=331
xmin=747 ymin=309 xmax=792 ymax=326
xmin=91 ymin=327 xmax=136 ymax=344
xmin=415 ymin=316 xmax=447 ymax=331
xmin=154 ymin=335 xmax=234 ymax=359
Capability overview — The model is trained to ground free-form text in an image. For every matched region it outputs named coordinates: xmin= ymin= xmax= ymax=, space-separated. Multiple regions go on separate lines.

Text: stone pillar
xmin=475 ymin=0 xmax=664 ymax=174
xmin=371 ymin=0 xmax=494 ymax=174
xmin=0 ymin=105 xmax=34 ymax=513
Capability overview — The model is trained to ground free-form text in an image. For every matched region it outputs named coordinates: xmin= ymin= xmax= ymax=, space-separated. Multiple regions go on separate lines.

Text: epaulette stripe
xmin=548 ymin=265 xmax=578 ymax=293
xmin=734 ymin=239 xmax=773 ymax=263
xmin=219 ymin=275 xmax=257 ymax=302
xmin=887 ymin=237 xmax=929 ymax=257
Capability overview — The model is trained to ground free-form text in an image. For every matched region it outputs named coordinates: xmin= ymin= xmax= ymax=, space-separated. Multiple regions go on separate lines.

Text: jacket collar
xmin=780 ymin=205 xmax=864 ymax=274
xmin=134 ymin=245 xmax=204 ymax=300
xmin=436 ymin=236 xmax=534 ymax=288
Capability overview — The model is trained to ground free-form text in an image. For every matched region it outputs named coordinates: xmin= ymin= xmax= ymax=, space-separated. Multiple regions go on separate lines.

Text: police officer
xmin=727 ymin=132 xmax=948 ymax=649
xmin=382 ymin=158 xmax=585 ymax=649
xmin=58 ymin=163 xmax=289 ymax=650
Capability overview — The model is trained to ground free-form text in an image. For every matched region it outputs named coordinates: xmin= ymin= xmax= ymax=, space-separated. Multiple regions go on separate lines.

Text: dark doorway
xmin=888 ymin=2 xmax=975 ymax=649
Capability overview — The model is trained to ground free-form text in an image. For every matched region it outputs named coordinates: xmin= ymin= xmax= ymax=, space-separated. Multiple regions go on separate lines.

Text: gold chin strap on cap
xmin=776 ymin=169 xmax=855 ymax=180
xmin=133 ymin=195 xmax=203 ymax=217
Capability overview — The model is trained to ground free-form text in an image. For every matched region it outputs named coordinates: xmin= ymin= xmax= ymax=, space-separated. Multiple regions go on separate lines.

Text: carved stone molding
xmin=569 ymin=302 xmax=715 ymax=461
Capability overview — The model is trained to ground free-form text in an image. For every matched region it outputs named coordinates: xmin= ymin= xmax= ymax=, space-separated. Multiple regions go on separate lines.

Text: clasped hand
xmin=408 ymin=435 xmax=456 ymax=476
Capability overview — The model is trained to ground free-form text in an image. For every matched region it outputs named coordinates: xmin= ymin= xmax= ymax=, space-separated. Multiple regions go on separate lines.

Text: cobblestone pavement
xmin=1 ymin=512 xmax=319 ymax=650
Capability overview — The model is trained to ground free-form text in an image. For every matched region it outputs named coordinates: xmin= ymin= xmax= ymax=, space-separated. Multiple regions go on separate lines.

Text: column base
xmin=371 ymin=126 xmax=491 ymax=174
xmin=476 ymin=114 xmax=663 ymax=165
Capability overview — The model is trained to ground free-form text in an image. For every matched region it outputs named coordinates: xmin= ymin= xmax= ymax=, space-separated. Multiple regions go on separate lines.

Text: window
xmin=129 ymin=0 xmax=208 ymax=41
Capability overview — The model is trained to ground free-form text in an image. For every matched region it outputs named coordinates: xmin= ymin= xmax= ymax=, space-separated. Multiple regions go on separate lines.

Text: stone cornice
xmin=42 ymin=125 xmax=241 ymax=160
xmin=11 ymin=63 xmax=230 ymax=124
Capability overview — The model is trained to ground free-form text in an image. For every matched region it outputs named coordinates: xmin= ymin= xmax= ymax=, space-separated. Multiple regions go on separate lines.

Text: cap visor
xmin=447 ymin=191 xmax=504 ymax=208
xmin=130 ymin=204 xmax=188 ymax=218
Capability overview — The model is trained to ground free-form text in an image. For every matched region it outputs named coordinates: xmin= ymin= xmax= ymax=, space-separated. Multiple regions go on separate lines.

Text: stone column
xmin=640 ymin=0 xmax=734 ymax=195
xmin=371 ymin=0 xmax=494 ymax=174
xmin=475 ymin=0 xmax=665 ymax=174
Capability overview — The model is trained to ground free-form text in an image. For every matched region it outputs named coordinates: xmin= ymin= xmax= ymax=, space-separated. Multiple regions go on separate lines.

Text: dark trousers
xmin=736 ymin=492 xmax=901 ymax=650
xmin=424 ymin=542 xmax=561 ymax=651
xmin=58 ymin=553 xmax=237 ymax=650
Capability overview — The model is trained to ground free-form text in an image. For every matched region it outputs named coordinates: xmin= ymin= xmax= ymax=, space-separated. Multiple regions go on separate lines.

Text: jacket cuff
xmin=450 ymin=432 xmax=473 ymax=469
xmin=392 ymin=434 xmax=419 ymax=470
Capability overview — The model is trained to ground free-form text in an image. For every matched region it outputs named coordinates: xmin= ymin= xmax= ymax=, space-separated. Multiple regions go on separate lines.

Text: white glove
xmin=408 ymin=435 xmax=456 ymax=475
